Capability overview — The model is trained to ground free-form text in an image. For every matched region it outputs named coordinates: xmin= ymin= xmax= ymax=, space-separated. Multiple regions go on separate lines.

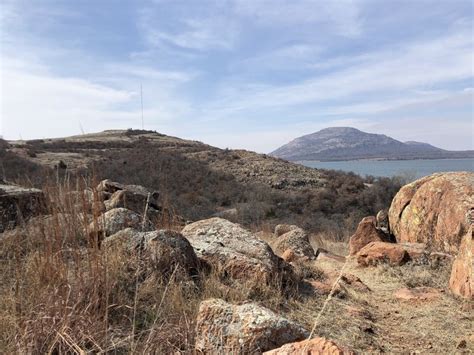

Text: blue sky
xmin=1 ymin=0 xmax=473 ymax=152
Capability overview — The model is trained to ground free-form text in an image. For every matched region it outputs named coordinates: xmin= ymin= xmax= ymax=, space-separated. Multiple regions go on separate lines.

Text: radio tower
xmin=140 ymin=83 xmax=144 ymax=130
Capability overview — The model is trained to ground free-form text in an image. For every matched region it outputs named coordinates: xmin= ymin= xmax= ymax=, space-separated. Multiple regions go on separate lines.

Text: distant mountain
xmin=270 ymin=127 xmax=474 ymax=161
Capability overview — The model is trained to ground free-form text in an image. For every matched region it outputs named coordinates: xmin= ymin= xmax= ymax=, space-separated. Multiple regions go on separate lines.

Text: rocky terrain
xmin=1 ymin=129 xmax=403 ymax=237
xmin=0 ymin=169 xmax=472 ymax=353
xmin=271 ymin=127 xmax=474 ymax=161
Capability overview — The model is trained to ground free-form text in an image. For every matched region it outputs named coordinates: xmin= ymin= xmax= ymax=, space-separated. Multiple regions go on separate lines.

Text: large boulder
xmin=449 ymin=229 xmax=473 ymax=299
xmin=264 ymin=337 xmax=352 ymax=355
xmin=349 ymin=216 xmax=390 ymax=255
xmin=273 ymin=227 xmax=315 ymax=259
xmin=388 ymin=172 xmax=473 ymax=253
xmin=356 ymin=241 xmax=427 ymax=267
xmin=0 ymin=182 xmax=45 ymax=232
xmin=181 ymin=218 xmax=290 ymax=283
xmin=88 ymin=208 xmax=153 ymax=239
xmin=195 ymin=298 xmax=309 ymax=353
xmin=105 ymin=228 xmax=199 ymax=280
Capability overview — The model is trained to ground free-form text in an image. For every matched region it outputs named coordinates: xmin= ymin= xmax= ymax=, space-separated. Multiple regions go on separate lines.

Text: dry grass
xmin=0 ymin=179 xmax=293 ymax=353
xmin=1 ymin=178 xmax=471 ymax=354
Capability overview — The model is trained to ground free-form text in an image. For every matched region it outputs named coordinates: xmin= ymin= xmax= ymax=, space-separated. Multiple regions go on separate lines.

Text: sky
xmin=1 ymin=0 xmax=473 ymax=152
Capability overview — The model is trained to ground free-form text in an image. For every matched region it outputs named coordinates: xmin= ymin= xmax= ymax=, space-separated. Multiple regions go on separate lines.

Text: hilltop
xmin=271 ymin=127 xmax=474 ymax=161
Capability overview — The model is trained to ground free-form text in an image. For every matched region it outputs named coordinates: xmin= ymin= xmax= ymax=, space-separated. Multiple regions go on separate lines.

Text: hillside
xmin=2 ymin=129 xmax=402 ymax=237
xmin=271 ymin=127 xmax=474 ymax=161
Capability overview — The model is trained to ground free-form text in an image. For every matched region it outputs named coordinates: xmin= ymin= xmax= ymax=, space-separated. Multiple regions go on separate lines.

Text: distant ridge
xmin=270 ymin=127 xmax=474 ymax=161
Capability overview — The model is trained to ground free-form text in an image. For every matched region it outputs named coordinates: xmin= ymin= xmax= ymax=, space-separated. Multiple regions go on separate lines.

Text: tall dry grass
xmin=0 ymin=178 xmax=291 ymax=353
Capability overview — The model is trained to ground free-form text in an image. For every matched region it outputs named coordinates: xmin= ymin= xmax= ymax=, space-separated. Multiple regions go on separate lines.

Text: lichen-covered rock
xmin=273 ymin=227 xmax=315 ymax=259
xmin=89 ymin=208 xmax=153 ymax=238
xmin=0 ymin=183 xmax=45 ymax=232
xmin=449 ymin=229 xmax=473 ymax=299
xmin=181 ymin=218 xmax=290 ymax=283
xmin=144 ymin=229 xmax=199 ymax=278
xmin=104 ymin=228 xmax=199 ymax=280
xmin=274 ymin=224 xmax=299 ymax=237
xmin=97 ymin=179 xmax=160 ymax=214
xmin=263 ymin=337 xmax=353 ymax=355
xmin=388 ymin=172 xmax=473 ymax=253
xmin=376 ymin=209 xmax=389 ymax=233
xmin=102 ymin=227 xmax=144 ymax=251
xmin=195 ymin=298 xmax=309 ymax=353
xmin=356 ymin=242 xmax=427 ymax=266
xmin=349 ymin=216 xmax=390 ymax=255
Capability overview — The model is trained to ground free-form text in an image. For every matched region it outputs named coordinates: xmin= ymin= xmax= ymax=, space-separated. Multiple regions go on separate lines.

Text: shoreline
xmin=297 ymin=157 xmax=474 ymax=164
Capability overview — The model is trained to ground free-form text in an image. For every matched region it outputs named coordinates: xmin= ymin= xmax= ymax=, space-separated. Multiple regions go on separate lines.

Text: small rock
xmin=356 ymin=241 xmax=428 ymax=267
xmin=88 ymin=207 xmax=153 ymax=240
xmin=274 ymin=224 xmax=299 ymax=237
xmin=393 ymin=287 xmax=441 ymax=301
xmin=349 ymin=216 xmax=390 ymax=256
xmin=273 ymin=227 xmax=315 ymax=259
xmin=0 ymin=182 xmax=45 ymax=232
xmin=263 ymin=337 xmax=353 ymax=355
xmin=356 ymin=242 xmax=409 ymax=266
xmin=195 ymin=298 xmax=309 ymax=353
xmin=376 ymin=209 xmax=389 ymax=233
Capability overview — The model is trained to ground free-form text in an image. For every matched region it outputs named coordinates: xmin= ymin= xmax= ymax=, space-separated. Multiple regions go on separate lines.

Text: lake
xmin=301 ymin=158 xmax=474 ymax=179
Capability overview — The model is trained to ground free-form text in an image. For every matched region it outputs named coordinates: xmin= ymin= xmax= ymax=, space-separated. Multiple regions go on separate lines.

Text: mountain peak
xmin=270 ymin=127 xmax=469 ymax=161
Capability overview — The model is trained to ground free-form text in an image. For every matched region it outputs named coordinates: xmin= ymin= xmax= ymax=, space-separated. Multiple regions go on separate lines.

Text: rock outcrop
xmin=181 ymin=218 xmax=290 ymax=283
xmin=195 ymin=299 xmax=309 ymax=353
xmin=349 ymin=216 xmax=390 ymax=255
xmin=264 ymin=337 xmax=352 ymax=355
xmin=0 ymin=182 xmax=45 ymax=232
xmin=388 ymin=172 xmax=473 ymax=253
xmin=273 ymin=226 xmax=315 ymax=260
xmin=449 ymin=229 xmax=473 ymax=299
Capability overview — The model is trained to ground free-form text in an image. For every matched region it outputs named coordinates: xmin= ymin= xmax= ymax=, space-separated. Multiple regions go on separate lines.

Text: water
xmin=302 ymin=158 xmax=474 ymax=179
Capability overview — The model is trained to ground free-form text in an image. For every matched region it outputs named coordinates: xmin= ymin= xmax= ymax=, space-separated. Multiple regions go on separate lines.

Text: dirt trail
xmin=311 ymin=255 xmax=473 ymax=354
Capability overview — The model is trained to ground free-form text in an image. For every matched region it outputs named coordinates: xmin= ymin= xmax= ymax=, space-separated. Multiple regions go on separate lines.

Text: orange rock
xmin=388 ymin=172 xmax=473 ymax=254
xmin=263 ymin=337 xmax=353 ymax=355
xmin=282 ymin=249 xmax=297 ymax=262
xmin=356 ymin=242 xmax=410 ymax=266
xmin=356 ymin=241 xmax=429 ymax=266
xmin=449 ymin=228 xmax=473 ymax=299
xmin=349 ymin=216 xmax=390 ymax=255
xmin=394 ymin=287 xmax=441 ymax=301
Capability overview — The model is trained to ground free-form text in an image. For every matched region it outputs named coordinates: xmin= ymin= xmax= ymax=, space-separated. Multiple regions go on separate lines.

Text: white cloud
xmin=138 ymin=9 xmax=239 ymax=51
xmin=201 ymin=29 xmax=473 ymax=118
xmin=232 ymin=0 xmax=363 ymax=37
